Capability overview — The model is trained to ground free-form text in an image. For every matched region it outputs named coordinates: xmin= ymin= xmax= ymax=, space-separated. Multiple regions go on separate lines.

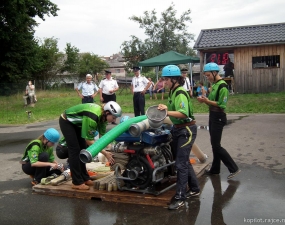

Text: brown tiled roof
xmin=193 ymin=22 xmax=285 ymax=50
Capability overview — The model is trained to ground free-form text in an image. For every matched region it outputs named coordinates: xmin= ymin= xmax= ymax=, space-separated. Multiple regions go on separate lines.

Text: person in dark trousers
xmin=158 ymin=65 xmax=200 ymax=210
xmin=21 ymin=128 xmax=62 ymax=186
xmin=197 ymin=62 xmax=241 ymax=180
xmin=131 ymin=66 xmax=151 ymax=116
xmin=59 ymin=102 xmax=122 ymax=190
xmin=181 ymin=68 xmax=193 ymax=97
xmin=75 ymin=74 xmax=99 ymax=103
xmin=223 ymin=58 xmax=234 ymax=77
xmin=99 ymin=70 xmax=119 ymax=103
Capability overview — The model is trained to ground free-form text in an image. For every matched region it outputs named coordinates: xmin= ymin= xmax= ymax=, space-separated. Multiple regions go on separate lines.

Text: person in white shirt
xmin=131 ymin=66 xmax=151 ymax=116
xmin=181 ymin=68 xmax=193 ymax=97
xmin=99 ymin=70 xmax=119 ymax=103
xmin=75 ymin=74 xmax=99 ymax=104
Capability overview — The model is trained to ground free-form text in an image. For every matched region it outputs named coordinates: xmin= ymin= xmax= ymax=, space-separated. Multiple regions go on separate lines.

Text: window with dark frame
xmin=252 ymin=55 xmax=280 ymax=69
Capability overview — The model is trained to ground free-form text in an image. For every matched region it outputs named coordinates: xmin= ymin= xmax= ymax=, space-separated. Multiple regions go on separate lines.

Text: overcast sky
xmin=34 ymin=0 xmax=285 ymax=56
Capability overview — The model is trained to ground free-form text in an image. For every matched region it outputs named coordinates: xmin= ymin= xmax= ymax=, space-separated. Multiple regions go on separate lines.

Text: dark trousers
xmin=22 ymin=152 xmax=61 ymax=182
xmin=133 ymin=92 xmax=145 ymax=117
xmin=209 ymin=111 xmax=239 ymax=173
xmin=59 ymin=117 xmax=90 ymax=185
xmin=82 ymin=96 xmax=94 ymax=104
xmin=102 ymin=93 xmax=116 ymax=103
xmin=171 ymin=125 xmax=200 ymax=200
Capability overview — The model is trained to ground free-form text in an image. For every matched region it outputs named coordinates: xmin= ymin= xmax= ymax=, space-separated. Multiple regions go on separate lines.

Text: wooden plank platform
xmin=33 ymin=162 xmax=209 ymax=207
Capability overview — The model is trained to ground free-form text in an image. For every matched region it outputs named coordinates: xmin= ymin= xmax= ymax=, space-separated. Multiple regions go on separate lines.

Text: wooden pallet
xmin=33 ymin=163 xmax=209 ymax=207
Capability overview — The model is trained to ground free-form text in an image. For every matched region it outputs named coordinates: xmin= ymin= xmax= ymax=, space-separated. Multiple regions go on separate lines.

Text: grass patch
xmin=1 ymin=90 xmax=285 ymax=125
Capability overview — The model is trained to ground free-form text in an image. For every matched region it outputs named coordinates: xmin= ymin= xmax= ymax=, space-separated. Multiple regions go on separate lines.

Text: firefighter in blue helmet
xmin=157 ymin=65 xmax=200 ymax=210
xmin=21 ymin=128 xmax=63 ymax=186
xmin=198 ymin=62 xmax=241 ymax=179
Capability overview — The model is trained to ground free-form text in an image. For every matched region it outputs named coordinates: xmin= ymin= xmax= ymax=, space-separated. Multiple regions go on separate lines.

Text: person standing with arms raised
xmin=76 ymin=74 xmax=99 ymax=104
xmin=99 ymin=70 xmax=119 ymax=103
xmin=131 ymin=66 xmax=151 ymax=116
xmin=197 ymin=62 xmax=241 ymax=179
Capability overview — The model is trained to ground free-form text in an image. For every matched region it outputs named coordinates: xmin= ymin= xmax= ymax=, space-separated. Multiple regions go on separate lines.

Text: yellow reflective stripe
xmin=180 ymin=126 xmax=192 ymax=148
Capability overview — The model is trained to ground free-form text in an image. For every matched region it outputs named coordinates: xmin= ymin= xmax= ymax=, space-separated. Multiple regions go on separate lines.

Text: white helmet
xmin=104 ymin=101 xmax=122 ymax=117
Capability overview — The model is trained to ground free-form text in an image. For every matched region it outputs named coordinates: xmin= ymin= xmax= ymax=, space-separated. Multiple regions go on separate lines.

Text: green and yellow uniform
xmin=64 ymin=103 xmax=107 ymax=140
xmin=168 ymin=86 xmax=195 ymax=124
xmin=21 ymin=140 xmax=54 ymax=164
xmin=208 ymin=80 xmax=229 ymax=109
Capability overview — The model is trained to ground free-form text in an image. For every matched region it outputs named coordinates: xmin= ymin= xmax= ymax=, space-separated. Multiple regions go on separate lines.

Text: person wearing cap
xmin=21 ymin=128 xmax=63 ymax=186
xmin=59 ymin=101 xmax=122 ymax=190
xmin=181 ymin=68 xmax=193 ymax=97
xmin=99 ymin=70 xmax=119 ymax=103
xmin=76 ymin=74 xmax=99 ymax=104
xmin=157 ymin=65 xmax=200 ymax=210
xmin=131 ymin=66 xmax=151 ymax=116
xmin=197 ymin=62 xmax=241 ymax=180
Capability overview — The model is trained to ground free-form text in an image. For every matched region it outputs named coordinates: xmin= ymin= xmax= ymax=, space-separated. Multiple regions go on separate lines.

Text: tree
xmin=77 ymin=53 xmax=109 ymax=80
xmin=61 ymin=43 xmax=80 ymax=75
xmin=33 ymin=37 xmax=63 ymax=89
xmin=121 ymin=2 xmax=196 ymax=71
xmin=0 ymin=0 xmax=59 ymax=83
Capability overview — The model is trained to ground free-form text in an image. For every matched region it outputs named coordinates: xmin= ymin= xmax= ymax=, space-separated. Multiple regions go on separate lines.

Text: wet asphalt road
xmin=0 ymin=114 xmax=285 ymax=225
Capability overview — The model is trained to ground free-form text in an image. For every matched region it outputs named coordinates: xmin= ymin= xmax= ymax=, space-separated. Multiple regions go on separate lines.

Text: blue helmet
xmin=203 ymin=63 xmax=220 ymax=72
xmin=162 ymin=65 xmax=181 ymax=77
xmin=44 ymin=128 xmax=60 ymax=143
xmin=120 ymin=115 xmax=130 ymax=123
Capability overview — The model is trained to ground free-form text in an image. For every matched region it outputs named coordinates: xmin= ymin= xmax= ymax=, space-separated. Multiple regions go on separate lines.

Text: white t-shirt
xmin=183 ymin=77 xmax=191 ymax=91
xmin=99 ymin=78 xmax=119 ymax=95
xmin=26 ymin=85 xmax=35 ymax=95
xmin=132 ymin=75 xmax=149 ymax=92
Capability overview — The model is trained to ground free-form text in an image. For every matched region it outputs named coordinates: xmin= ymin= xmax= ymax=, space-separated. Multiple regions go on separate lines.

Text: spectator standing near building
xmin=223 ymin=58 xmax=234 ymax=77
xmin=153 ymin=77 xmax=165 ymax=100
xmin=197 ymin=62 xmax=241 ymax=180
xmin=181 ymin=68 xmax=193 ymax=97
xmin=76 ymin=74 xmax=99 ymax=104
xmin=157 ymin=65 xmax=200 ymax=210
xmin=131 ymin=66 xmax=151 ymax=117
xmin=99 ymin=70 xmax=119 ymax=103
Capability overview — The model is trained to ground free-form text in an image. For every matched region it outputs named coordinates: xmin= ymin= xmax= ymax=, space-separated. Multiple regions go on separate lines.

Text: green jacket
xmin=167 ymin=86 xmax=195 ymax=125
xmin=208 ymin=80 xmax=229 ymax=109
xmin=65 ymin=103 xmax=107 ymax=140
xmin=22 ymin=140 xmax=55 ymax=164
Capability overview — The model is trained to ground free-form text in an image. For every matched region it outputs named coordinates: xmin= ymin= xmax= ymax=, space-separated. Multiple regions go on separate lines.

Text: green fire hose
xmin=80 ymin=115 xmax=147 ymax=163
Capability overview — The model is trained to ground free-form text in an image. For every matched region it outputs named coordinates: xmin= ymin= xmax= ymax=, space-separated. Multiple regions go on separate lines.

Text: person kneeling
xmin=21 ymin=128 xmax=63 ymax=186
